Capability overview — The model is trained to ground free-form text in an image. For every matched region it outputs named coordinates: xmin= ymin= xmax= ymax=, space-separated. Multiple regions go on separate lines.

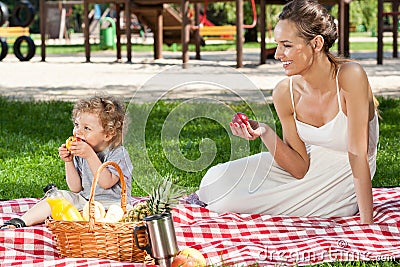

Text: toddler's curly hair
xmin=72 ymin=95 xmax=126 ymax=148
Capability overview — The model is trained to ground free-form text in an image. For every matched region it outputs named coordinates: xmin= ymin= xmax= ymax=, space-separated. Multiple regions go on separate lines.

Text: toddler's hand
xmin=59 ymin=145 xmax=73 ymax=162
xmin=67 ymin=140 xmax=95 ymax=159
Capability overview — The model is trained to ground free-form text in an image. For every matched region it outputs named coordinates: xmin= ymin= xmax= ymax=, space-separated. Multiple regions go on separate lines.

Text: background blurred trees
xmin=206 ymin=0 xmax=382 ymax=41
xmin=0 ymin=1 xmax=388 ymax=39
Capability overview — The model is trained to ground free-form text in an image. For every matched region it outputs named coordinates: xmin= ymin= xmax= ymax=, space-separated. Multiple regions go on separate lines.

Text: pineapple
xmin=123 ymin=202 xmax=151 ymax=222
xmin=146 ymin=178 xmax=186 ymax=215
xmin=122 ymin=176 xmax=185 ymax=222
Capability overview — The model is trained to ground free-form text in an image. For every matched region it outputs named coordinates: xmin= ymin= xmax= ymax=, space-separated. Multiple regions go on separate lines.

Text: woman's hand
xmin=230 ymin=119 xmax=269 ymax=140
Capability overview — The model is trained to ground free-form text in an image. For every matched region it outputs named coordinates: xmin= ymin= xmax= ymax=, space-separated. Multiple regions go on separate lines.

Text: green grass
xmin=39 ymin=41 xmax=392 ymax=55
xmin=0 ymin=96 xmax=399 ymax=266
xmin=36 ymin=42 xmax=275 ymax=55
xmin=29 ymin=29 xmax=395 ymax=55
xmin=31 ymin=41 xmax=392 ymax=58
xmin=18 ymin=29 xmax=393 ymax=56
xmin=0 ymin=96 xmax=399 ymax=199
xmin=24 ymin=33 xmax=393 ymax=55
xmin=0 ymin=99 xmax=74 ymax=198
xmin=349 ymin=42 xmax=395 ymax=52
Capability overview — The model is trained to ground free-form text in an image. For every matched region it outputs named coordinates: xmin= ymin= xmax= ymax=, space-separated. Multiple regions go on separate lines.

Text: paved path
xmin=1 ymin=49 xmax=399 ymax=103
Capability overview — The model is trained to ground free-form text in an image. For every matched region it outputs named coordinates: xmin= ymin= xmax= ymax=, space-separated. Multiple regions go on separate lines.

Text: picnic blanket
xmin=1 ymin=187 xmax=400 ymax=266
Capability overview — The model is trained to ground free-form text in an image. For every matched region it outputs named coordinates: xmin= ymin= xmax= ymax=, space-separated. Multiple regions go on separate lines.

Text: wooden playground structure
xmin=38 ymin=0 xmax=390 ymax=67
xmin=378 ymin=0 xmax=399 ymax=64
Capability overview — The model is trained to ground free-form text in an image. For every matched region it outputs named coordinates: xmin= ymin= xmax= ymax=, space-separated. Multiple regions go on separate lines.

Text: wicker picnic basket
xmin=46 ymin=161 xmax=153 ymax=263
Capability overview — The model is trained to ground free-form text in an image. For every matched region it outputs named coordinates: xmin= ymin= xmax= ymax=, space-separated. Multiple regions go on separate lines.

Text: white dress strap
xmin=335 ymin=68 xmax=342 ymax=111
xmin=289 ymin=77 xmax=296 ymax=117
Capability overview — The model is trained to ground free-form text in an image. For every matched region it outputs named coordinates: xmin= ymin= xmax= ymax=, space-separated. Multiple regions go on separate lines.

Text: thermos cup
xmin=134 ymin=213 xmax=179 ymax=267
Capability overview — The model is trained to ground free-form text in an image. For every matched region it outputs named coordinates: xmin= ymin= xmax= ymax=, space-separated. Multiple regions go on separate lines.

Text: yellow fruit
xmin=126 ymin=203 xmax=134 ymax=211
xmin=178 ymin=248 xmax=206 ymax=266
xmin=65 ymin=136 xmax=81 ymax=151
xmin=104 ymin=204 xmax=124 ymax=223
xmin=82 ymin=201 xmax=106 ymax=221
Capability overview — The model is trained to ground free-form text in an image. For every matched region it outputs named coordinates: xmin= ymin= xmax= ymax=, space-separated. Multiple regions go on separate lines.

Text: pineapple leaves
xmin=147 ymin=176 xmax=186 ymax=215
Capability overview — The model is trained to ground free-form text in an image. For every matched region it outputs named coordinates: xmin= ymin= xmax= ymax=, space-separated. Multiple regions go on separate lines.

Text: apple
xmin=65 ymin=136 xmax=81 ymax=151
xmin=175 ymin=248 xmax=206 ymax=267
xmin=232 ymin=112 xmax=248 ymax=124
xmin=171 ymin=255 xmax=196 ymax=267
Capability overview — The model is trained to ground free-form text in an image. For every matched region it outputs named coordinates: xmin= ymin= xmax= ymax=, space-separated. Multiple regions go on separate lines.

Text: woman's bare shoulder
xmin=339 ymin=62 xmax=367 ymax=79
xmin=272 ymin=77 xmax=297 ymax=114
xmin=273 ymin=77 xmax=290 ymax=99
xmin=338 ymin=62 xmax=369 ymax=93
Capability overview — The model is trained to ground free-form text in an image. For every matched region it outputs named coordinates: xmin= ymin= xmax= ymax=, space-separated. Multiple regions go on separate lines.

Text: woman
xmin=198 ymin=0 xmax=379 ymax=224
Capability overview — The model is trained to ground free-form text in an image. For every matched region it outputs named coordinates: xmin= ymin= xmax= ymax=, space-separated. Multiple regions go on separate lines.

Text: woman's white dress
xmin=198 ymin=76 xmax=379 ymax=218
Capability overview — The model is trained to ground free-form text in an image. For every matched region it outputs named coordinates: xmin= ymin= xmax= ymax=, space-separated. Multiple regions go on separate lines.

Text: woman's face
xmin=274 ymin=20 xmax=314 ymax=76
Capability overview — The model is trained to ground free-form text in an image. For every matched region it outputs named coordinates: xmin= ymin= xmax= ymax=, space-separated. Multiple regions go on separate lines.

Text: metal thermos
xmin=134 ymin=213 xmax=179 ymax=267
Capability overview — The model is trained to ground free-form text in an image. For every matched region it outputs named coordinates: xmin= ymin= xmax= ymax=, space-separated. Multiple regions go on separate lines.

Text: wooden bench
xmin=0 ymin=27 xmax=30 ymax=44
xmin=198 ymin=25 xmax=236 ymax=41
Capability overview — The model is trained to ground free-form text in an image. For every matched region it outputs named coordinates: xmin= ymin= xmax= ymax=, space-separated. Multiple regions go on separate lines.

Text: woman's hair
xmin=72 ymin=95 xmax=126 ymax=148
xmin=279 ymin=0 xmax=350 ymax=75
xmin=279 ymin=0 xmax=380 ymax=110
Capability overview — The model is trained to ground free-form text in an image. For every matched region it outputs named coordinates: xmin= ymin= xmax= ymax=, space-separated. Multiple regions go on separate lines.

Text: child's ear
xmin=104 ymin=131 xmax=115 ymax=142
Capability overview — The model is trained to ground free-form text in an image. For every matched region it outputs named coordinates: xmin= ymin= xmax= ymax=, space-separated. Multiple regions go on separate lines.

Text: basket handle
xmin=88 ymin=161 xmax=127 ymax=230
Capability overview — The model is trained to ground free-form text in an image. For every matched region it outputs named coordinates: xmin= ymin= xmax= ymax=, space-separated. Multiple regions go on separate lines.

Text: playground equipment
xmin=99 ymin=17 xmax=116 ymax=49
xmin=12 ymin=0 xmax=36 ymax=27
xmin=0 ymin=1 xmax=9 ymax=26
xmin=0 ymin=0 xmax=36 ymax=62
xmin=131 ymin=0 xmax=351 ymax=68
xmin=38 ymin=0 xmax=353 ymax=68
xmin=377 ymin=0 xmax=399 ymax=64
xmin=193 ymin=0 xmax=257 ymax=41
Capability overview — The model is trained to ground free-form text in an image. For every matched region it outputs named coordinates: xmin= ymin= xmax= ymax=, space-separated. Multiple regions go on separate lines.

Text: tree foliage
xmin=207 ymin=0 xmax=380 ymax=36
xmin=351 ymin=0 xmax=377 ymax=31
xmin=0 ymin=1 xmax=384 ymax=37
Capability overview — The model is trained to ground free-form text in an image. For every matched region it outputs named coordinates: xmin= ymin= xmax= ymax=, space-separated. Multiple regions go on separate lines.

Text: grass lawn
xmin=21 ymin=30 xmax=396 ymax=55
xmin=1 ymin=96 xmax=399 ymax=198
xmin=1 ymin=87 xmax=399 ymax=267
xmin=34 ymin=41 xmax=394 ymax=55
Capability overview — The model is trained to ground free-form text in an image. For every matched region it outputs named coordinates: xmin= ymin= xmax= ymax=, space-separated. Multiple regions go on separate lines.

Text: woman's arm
xmin=269 ymin=78 xmax=310 ymax=178
xmin=231 ymin=78 xmax=310 ymax=178
xmin=340 ymin=62 xmax=374 ymax=224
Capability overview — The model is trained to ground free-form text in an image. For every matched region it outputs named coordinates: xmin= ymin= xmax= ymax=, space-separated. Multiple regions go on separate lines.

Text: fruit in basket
xmin=104 ymin=204 xmax=124 ymax=223
xmin=82 ymin=200 xmax=106 ymax=221
xmin=232 ymin=112 xmax=248 ymax=124
xmin=65 ymin=136 xmax=81 ymax=151
xmin=172 ymin=248 xmax=206 ymax=267
xmin=123 ymin=202 xmax=151 ymax=222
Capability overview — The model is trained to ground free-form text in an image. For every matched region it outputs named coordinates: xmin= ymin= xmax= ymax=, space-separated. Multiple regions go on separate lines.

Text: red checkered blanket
xmin=1 ymin=187 xmax=400 ymax=266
